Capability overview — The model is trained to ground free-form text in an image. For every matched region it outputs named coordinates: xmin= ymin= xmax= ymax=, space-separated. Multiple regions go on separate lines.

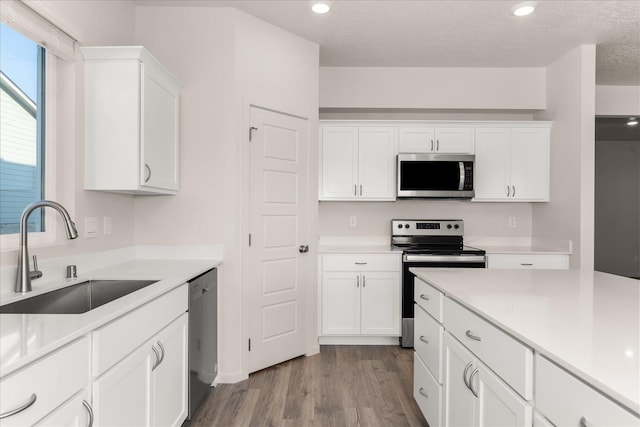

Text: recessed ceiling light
xmin=627 ymin=117 xmax=638 ymax=126
xmin=512 ymin=1 xmax=536 ymax=16
xmin=311 ymin=1 xmax=332 ymax=14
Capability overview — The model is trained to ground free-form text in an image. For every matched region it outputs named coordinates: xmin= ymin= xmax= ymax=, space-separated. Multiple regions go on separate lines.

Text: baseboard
xmin=318 ymin=336 xmax=400 ymax=345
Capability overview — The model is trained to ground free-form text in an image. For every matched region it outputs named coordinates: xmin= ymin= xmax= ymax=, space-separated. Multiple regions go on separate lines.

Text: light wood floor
xmin=189 ymin=345 xmax=428 ymax=427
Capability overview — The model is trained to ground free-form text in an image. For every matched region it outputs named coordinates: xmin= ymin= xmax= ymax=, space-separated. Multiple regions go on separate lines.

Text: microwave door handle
xmin=459 ymin=162 xmax=465 ymax=191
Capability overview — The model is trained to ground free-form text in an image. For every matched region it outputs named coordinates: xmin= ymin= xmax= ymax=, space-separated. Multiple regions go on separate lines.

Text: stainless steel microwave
xmin=397 ymin=153 xmax=475 ymax=198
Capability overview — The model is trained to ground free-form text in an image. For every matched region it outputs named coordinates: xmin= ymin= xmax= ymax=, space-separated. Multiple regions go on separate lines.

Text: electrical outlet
xmin=104 ymin=217 xmax=112 ymax=235
xmin=84 ymin=217 xmax=98 ymax=238
xmin=508 ymin=216 xmax=517 ymax=228
xmin=349 ymin=216 xmax=357 ymax=227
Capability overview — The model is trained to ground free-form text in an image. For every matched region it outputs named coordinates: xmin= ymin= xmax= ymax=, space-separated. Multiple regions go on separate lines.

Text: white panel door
xmin=444 ymin=333 xmax=476 ymax=427
xmin=321 ymin=272 xmax=360 ymax=335
xmin=93 ymin=343 xmax=153 ymax=427
xmin=154 ymin=314 xmax=188 ymax=427
xmin=358 ymin=127 xmax=397 ymax=200
xmin=435 ymin=128 xmax=474 ymax=153
xmin=360 ymin=272 xmax=400 ymax=335
xmin=398 ymin=127 xmax=435 ymax=153
xmin=141 ymin=64 xmax=180 ymax=191
xmin=510 ymin=128 xmax=549 ymax=201
xmin=474 ymin=128 xmax=511 ymax=200
xmin=320 ymin=127 xmax=358 ymax=199
xmin=475 ymin=361 xmax=532 ymax=427
xmin=248 ymin=106 xmax=309 ymax=373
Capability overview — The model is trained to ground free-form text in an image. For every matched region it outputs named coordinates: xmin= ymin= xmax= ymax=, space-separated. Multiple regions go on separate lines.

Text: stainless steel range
xmin=391 ymin=219 xmax=486 ymax=347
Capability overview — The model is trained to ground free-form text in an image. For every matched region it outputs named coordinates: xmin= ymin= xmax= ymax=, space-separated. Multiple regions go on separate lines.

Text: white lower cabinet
xmin=487 ymin=254 xmax=569 ymax=270
xmin=320 ymin=254 xmax=401 ymax=340
xmin=35 ymin=390 xmax=92 ymax=427
xmin=414 ymin=353 xmax=443 ymax=427
xmin=443 ymin=332 xmax=532 ymax=427
xmin=93 ymin=313 xmax=188 ymax=427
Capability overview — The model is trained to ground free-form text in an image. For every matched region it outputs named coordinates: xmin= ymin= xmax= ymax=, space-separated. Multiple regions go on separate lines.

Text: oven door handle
xmin=403 ymin=254 xmax=486 ymax=263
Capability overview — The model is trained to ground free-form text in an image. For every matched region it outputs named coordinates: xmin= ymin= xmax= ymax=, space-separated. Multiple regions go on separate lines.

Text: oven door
xmin=400 ymin=254 xmax=486 ymax=347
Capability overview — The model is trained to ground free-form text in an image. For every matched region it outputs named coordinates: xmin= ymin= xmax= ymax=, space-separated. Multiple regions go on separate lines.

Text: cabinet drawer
xmin=444 ymin=297 xmax=533 ymax=400
xmin=487 ymin=254 xmax=569 ymax=269
xmin=0 ymin=337 xmax=89 ymax=426
xmin=92 ymin=284 xmax=188 ymax=376
xmin=413 ymin=352 xmax=442 ymax=427
xmin=414 ymin=304 xmax=443 ymax=383
xmin=536 ymin=355 xmax=639 ymax=426
xmin=322 ymin=254 xmax=400 ymax=272
xmin=414 ymin=277 xmax=444 ymax=323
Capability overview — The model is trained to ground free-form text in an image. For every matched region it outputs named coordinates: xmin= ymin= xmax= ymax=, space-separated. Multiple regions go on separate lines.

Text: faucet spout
xmin=15 ymin=200 xmax=79 ymax=293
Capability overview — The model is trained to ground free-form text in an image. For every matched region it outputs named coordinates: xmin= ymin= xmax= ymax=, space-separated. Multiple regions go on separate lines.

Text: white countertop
xmin=410 ymin=268 xmax=640 ymax=415
xmin=0 ymin=258 xmax=221 ymax=378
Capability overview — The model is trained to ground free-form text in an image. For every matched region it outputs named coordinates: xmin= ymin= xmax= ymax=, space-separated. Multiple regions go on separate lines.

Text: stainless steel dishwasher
xmin=188 ymin=268 xmax=217 ymax=419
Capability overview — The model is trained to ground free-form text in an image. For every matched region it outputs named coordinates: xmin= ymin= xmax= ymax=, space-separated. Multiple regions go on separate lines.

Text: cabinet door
xmin=35 ymin=390 xmax=91 ymax=427
xmin=475 ymin=361 xmax=532 ymax=427
xmin=473 ymin=128 xmax=510 ymax=200
xmin=443 ymin=333 xmax=475 ymax=427
xmin=320 ymin=127 xmax=359 ymax=199
xmin=141 ymin=62 xmax=180 ymax=192
xmin=398 ymin=127 xmax=435 ymax=153
xmin=435 ymin=128 xmax=474 ymax=153
xmin=93 ymin=343 xmax=154 ymax=427
xmin=358 ymin=127 xmax=397 ymax=200
xmin=360 ymin=272 xmax=400 ymax=335
xmin=510 ymin=128 xmax=549 ymax=201
xmin=321 ymin=272 xmax=360 ymax=335
xmin=154 ymin=314 xmax=188 ymax=427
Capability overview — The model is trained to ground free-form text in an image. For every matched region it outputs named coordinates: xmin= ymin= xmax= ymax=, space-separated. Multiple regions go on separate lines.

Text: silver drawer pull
xmin=82 ymin=400 xmax=94 ymax=427
xmin=354 ymin=262 xmax=368 ymax=265
xmin=419 ymin=335 xmax=429 ymax=344
xmin=463 ymin=361 xmax=473 ymax=389
xmin=520 ymin=263 xmax=534 ymax=266
xmin=0 ymin=393 xmax=37 ymax=419
xmin=418 ymin=387 xmax=428 ymax=398
xmin=151 ymin=344 xmax=162 ymax=370
xmin=465 ymin=330 xmax=482 ymax=341
xmin=144 ymin=163 xmax=151 ymax=183
xmin=419 ymin=294 xmax=430 ymax=301
xmin=157 ymin=341 xmax=166 ymax=366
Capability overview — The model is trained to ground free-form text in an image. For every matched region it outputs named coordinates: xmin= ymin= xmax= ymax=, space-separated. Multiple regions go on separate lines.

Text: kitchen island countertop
xmin=410 ymin=268 xmax=639 ymax=415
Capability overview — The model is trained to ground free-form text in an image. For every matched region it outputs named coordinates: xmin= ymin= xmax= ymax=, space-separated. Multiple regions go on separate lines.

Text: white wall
xmin=134 ymin=6 xmax=319 ymax=382
xmin=0 ymin=1 xmax=137 ymax=272
xmin=533 ymin=45 xmax=597 ymax=269
xmin=596 ymin=85 xmax=640 ymax=116
xmin=594 ymin=141 xmax=640 ymax=277
xmin=320 ymin=67 xmax=546 ymax=110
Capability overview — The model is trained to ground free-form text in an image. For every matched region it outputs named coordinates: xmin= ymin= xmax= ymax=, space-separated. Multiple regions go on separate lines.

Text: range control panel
xmin=391 ymin=219 xmax=464 ymax=236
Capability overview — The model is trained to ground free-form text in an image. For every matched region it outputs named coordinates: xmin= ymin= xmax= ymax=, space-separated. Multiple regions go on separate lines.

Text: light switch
xmin=85 ymin=217 xmax=98 ymax=238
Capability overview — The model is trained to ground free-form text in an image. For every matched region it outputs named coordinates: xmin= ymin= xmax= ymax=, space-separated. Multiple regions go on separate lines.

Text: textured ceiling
xmin=133 ymin=0 xmax=640 ymax=85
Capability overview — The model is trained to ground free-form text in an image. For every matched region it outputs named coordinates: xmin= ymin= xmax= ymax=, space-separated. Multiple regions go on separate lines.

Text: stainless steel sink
xmin=0 ymin=280 xmax=158 ymax=314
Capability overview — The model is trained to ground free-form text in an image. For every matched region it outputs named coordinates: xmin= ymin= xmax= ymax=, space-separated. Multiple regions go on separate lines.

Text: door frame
xmin=240 ymin=98 xmax=319 ymax=379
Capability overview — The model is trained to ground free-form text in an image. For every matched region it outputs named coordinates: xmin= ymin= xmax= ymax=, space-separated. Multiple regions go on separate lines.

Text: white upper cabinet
xmin=320 ymin=125 xmax=397 ymax=200
xmin=399 ymin=126 xmax=474 ymax=153
xmin=82 ymin=46 xmax=182 ymax=195
xmin=474 ymin=126 xmax=550 ymax=202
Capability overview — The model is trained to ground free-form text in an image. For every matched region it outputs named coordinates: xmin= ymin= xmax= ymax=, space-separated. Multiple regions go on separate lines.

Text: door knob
xmin=299 ymin=245 xmax=309 ymax=253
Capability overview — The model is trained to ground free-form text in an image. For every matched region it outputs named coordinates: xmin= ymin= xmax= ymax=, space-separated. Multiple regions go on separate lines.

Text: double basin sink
xmin=0 ymin=279 xmax=157 ymax=314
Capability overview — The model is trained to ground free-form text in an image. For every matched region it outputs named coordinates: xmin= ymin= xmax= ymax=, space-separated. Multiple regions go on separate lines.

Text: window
xmin=0 ymin=23 xmax=46 ymax=235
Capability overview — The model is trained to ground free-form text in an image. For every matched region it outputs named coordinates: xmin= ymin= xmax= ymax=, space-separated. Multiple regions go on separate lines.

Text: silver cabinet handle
xmin=430 ymin=140 xmax=434 ymax=151
xmin=0 ymin=393 xmax=37 ymax=419
xmin=436 ymin=139 xmax=440 ymax=151
xmin=354 ymin=184 xmax=357 ymax=196
xmin=418 ymin=387 xmax=428 ymax=398
xmin=507 ymin=185 xmax=511 ymax=197
xmin=465 ymin=330 xmax=482 ymax=341
xmin=360 ymin=184 xmax=363 ymax=196
xmin=82 ymin=399 xmax=94 ymax=427
xmin=151 ymin=344 xmax=162 ymax=370
xmin=469 ymin=368 xmax=479 ymax=397
xmin=579 ymin=417 xmax=589 ymax=427
xmin=356 ymin=275 xmax=360 ymax=288
xmin=462 ymin=361 xmax=473 ymax=390
xmin=419 ymin=335 xmax=429 ymax=344
xmin=362 ymin=275 xmax=366 ymax=288
xmin=512 ymin=185 xmax=516 ymax=197
xmin=419 ymin=294 xmax=430 ymax=301
xmin=354 ymin=262 xmax=368 ymax=265
xmin=144 ymin=163 xmax=151 ymax=183
xmin=520 ymin=263 xmax=534 ymax=266
xmin=157 ymin=341 xmax=166 ymax=366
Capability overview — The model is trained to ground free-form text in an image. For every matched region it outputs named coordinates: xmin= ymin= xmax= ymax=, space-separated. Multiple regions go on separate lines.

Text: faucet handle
xmin=29 ymin=255 xmax=43 ymax=280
